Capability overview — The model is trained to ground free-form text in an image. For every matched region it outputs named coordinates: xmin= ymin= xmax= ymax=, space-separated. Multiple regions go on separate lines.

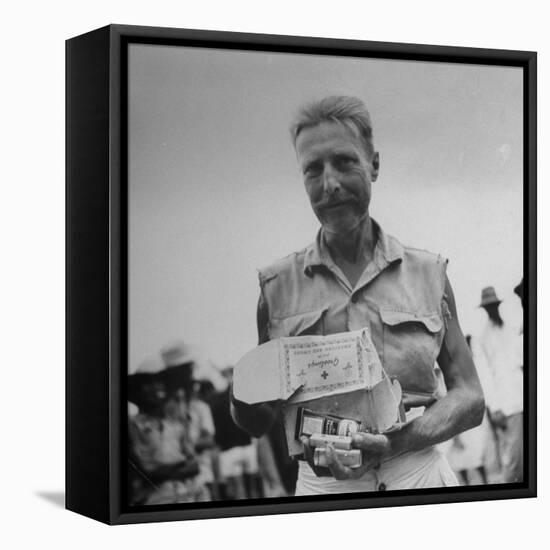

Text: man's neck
xmin=322 ymin=215 xmax=377 ymax=289
xmin=323 ymin=215 xmax=376 ymax=264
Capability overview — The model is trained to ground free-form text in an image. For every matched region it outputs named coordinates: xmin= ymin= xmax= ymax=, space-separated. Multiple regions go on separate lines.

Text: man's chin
xmin=320 ymin=217 xmax=363 ymax=236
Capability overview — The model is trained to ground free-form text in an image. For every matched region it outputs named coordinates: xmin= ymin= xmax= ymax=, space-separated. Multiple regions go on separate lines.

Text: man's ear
xmin=371 ymin=151 xmax=380 ymax=182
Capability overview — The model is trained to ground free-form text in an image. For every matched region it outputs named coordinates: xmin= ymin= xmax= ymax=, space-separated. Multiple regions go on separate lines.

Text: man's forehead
xmin=295 ymin=121 xmax=364 ymax=156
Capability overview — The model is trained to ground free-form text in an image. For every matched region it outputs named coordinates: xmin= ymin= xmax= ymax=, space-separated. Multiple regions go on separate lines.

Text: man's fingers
xmin=351 ymin=433 xmax=390 ymax=455
xmin=304 ymin=439 xmax=378 ymax=480
xmin=324 ymin=444 xmax=371 ymax=480
xmin=325 ymin=444 xmax=353 ymax=480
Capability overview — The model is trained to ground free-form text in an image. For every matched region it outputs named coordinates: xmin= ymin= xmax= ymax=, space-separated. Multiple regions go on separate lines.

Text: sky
xmin=128 ymin=43 xmax=523 ymax=374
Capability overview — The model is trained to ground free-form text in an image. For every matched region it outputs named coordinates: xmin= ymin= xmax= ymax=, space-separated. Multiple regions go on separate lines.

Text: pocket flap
xmin=379 ymin=309 xmax=443 ymax=333
xmin=270 ymin=307 xmax=328 ymax=338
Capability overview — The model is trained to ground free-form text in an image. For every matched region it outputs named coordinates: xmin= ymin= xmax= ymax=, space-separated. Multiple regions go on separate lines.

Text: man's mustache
xmin=317 ymin=197 xmax=356 ymax=209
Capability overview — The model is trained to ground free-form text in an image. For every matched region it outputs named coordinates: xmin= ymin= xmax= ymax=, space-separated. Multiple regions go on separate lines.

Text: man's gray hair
xmin=290 ymin=95 xmax=375 ymax=156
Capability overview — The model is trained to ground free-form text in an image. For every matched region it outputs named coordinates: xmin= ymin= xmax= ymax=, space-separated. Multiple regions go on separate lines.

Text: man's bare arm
xmin=325 ymin=276 xmax=486 ymax=479
xmin=389 ymin=276 xmax=484 ymax=454
xmin=385 ymin=276 xmax=485 ymax=457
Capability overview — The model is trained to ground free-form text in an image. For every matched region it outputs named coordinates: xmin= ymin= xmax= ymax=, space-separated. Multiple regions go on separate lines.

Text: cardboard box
xmin=233 ymin=328 xmax=405 ymax=456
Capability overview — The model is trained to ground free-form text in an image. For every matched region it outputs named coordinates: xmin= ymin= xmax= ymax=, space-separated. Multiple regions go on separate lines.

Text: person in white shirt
xmin=475 ymin=286 xmax=523 ymax=483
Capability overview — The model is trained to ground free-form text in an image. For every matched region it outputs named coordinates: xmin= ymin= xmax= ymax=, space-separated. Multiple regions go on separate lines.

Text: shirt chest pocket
xmin=268 ymin=307 xmax=328 ymax=339
xmin=379 ymin=309 xmax=444 ymax=395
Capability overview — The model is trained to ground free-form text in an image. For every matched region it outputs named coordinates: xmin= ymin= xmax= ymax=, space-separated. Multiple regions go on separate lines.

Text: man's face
xmin=295 ymin=121 xmax=379 ymax=234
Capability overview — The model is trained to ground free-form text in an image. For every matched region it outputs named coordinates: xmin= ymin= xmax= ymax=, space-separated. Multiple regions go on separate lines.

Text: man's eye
xmin=304 ymin=164 xmax=322 ymax=177
xmin=335 ymin=156 xmax=356 ymax=170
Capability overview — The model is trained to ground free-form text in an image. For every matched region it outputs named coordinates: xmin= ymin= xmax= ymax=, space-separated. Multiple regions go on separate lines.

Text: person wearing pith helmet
xmin=476 ymin=285 xmax=523 ymax=483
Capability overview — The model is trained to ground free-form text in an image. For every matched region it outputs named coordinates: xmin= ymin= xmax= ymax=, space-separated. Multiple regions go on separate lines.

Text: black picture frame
xmin=66 ymin=24 xmax=537 ymax=525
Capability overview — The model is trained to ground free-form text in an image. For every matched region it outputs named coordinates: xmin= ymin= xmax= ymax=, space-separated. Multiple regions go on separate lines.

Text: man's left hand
xmin=324 ymin=433 xmax=392 ymax=480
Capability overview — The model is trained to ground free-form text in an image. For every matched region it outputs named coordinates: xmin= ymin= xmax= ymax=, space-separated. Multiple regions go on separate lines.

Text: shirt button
xmin=350 ymin=294 xmax=359 ymax=304
xmin=378 ymin=483 xmax=387 ymax=491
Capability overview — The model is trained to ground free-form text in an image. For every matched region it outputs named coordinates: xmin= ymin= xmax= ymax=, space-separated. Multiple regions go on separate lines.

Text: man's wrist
xmin=384 ymin=425 xmax=411 ymax=459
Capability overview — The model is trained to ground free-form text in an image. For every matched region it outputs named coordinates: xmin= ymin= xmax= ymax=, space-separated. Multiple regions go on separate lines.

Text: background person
xmin=514 ymin=278 xmax=524 ymax=373
xmin=127 ymin=359 xmax=204 ymax=505
xmin=445 ymin=335 xmax=489 ymax=485
xmin=474 ymin=286 xmax=523 ymax=483
xmin=209 ymin=366 xmax=264 ymax=499
xmin=161 ymin=341 xmax=218 ymax=498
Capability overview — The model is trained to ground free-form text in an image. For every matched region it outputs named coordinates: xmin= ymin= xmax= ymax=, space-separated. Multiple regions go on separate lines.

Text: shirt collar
xmin=303 ymin=219 xmax=404 ymax=276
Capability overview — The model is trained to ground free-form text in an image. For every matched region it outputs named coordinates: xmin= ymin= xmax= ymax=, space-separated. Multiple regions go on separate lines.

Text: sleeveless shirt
xmin=258 ymin=221 xmax=449 ymax=398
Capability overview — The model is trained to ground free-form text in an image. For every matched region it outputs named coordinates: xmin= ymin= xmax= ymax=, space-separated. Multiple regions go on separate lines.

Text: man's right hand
xmin=230 ymin=391 xmax=282 ymax=438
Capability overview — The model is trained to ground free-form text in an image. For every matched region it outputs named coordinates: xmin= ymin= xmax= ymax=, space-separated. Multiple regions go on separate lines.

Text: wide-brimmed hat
xmin=514 ymin=278 xmax=524 ymax=301
xmin=479 ymin=286 xmax=502 ymax=307
xmin=160 ymin=340 xmax=195 ymax=367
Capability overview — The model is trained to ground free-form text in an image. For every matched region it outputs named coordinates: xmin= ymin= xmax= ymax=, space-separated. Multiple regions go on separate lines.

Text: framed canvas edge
xmin=524 ymin=51 xmax=537 ymax=497
xmin=65 ymin=24 xmax=537 ymax=525
xmin=110 ymin=485 xmax=536 ymax=525
xmin=66 ymin=25 xmax=112 ymax=525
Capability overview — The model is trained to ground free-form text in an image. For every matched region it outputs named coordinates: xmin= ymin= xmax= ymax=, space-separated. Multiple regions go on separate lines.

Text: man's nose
xmin=323 ymin=165 xmax=341 ymax=195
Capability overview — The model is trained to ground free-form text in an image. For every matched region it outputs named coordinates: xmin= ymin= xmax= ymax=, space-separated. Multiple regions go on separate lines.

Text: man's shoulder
xmin=258 ymin=243 xmax=312 ymax=284
xmin=373 ymin=221 xmax=447 ymax=268
xmin=399 ymin=240 xmax=448 ymax=268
